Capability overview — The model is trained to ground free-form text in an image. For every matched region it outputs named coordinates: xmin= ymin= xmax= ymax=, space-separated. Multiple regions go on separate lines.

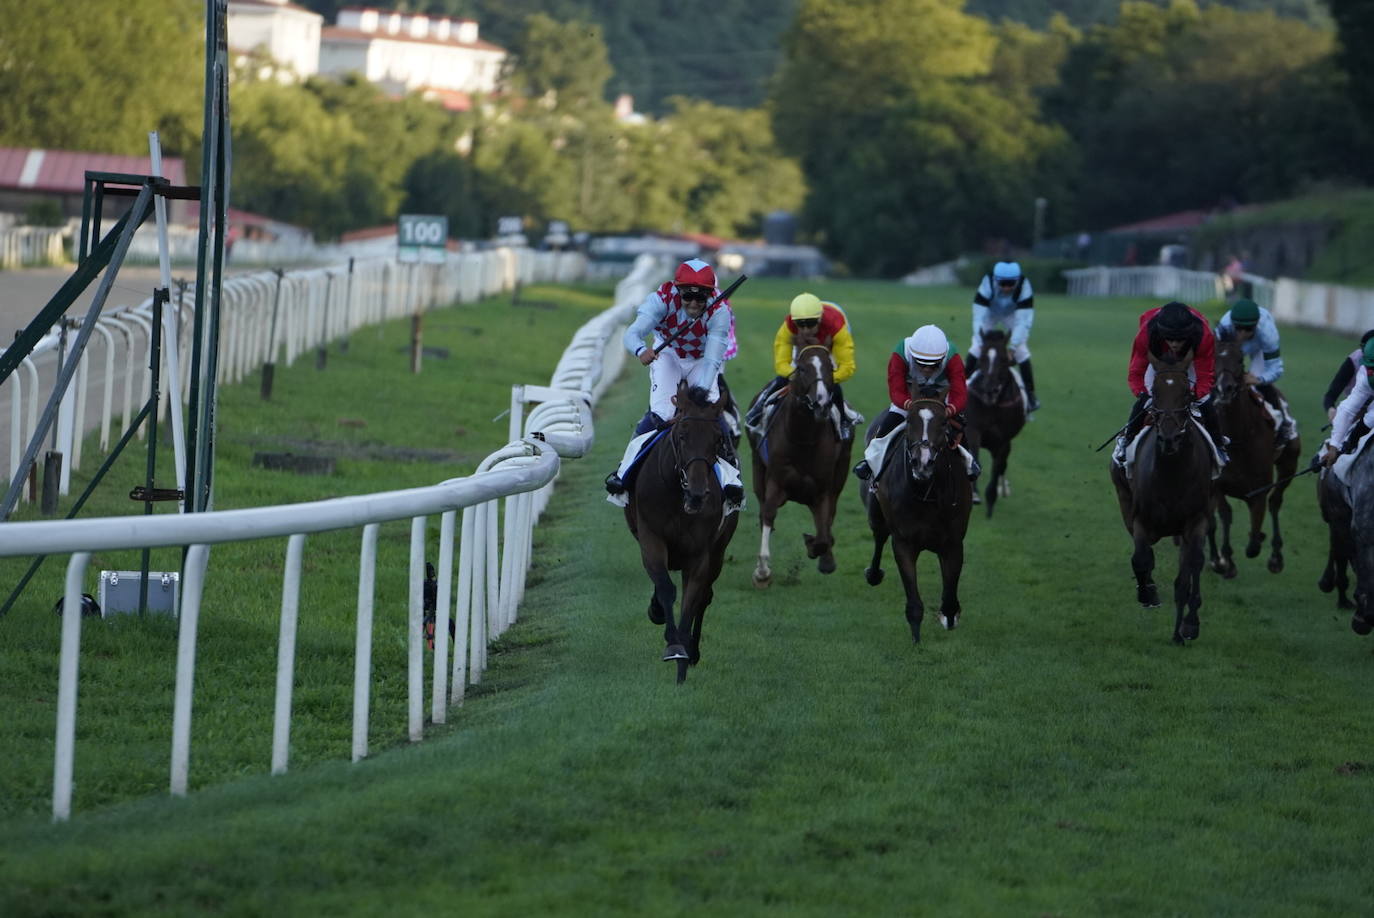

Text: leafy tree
xmin=0 ymin=0 xmax=202 ymax=155
xmin=504 ymin=14 xmax=612 ymax=109
xmin=1326 ymin=0 xmax=1374 ymax=141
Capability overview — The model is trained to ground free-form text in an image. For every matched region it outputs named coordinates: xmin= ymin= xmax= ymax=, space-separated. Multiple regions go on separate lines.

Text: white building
xmin=320 ymin=7 xmax=507 ymax=106
xmin=227 ymin=0 xmax=323 ymax=81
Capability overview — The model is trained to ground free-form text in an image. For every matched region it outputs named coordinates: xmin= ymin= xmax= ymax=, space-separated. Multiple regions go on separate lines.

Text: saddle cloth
xmin=607 ymin=428 xmax=743 ymax=514
xmin=863 ymin=421 xmax=976 ymax=482
xmin=1121 ymin=416 xmax=1226 ymax=481
xmin=1331 ymin=427 xmax=1374 ymax=495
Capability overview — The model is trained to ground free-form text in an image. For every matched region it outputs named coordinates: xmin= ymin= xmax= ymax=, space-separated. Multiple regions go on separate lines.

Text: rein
xmin=666 ymin=415 xmax=720 ymax=495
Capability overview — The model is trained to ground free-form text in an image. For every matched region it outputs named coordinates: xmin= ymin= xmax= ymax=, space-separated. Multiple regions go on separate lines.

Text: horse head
xmin=902 ymin=396 xmax=949 ymax=482
xmin=1211 ymin=326 xmax=1245 ymax=407
xmin=789 ymin=342 xmax=835 ymax=422
xmin=971 ymin=328 xmax=1015 ymax=404
xmin=1146 ymin=350 xmax=1195 ymax=456
xmin=671 ymin=380 xmax=724 ymax=515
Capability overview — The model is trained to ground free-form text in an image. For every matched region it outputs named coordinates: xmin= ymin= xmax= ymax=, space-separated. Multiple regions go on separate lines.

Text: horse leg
xmin=754 ymin=482 xmax=783 ymax=588
xmin=1176 ymin=521 xmax=1206 ymax=643
xmin=674 ymin=567 xmax=709 ymax=683
xmin=1243 ymin=493 xmax=1266 ymax=560
xmin=892 ymin=538 xmax=924 ymax=643
xmin=640 ymin=544 xmax=684 ymax=663
xmin=1206 ymin=504 xmax=1224 ymax=575
xmin=1216 ymin=496 xmax=1238 ymax=578
xmin=1131 ymin=525 xmax=1159 ymax=608
xmin=986 ymin=442 xmax=1010 ymax=518
xmin=937 ymin=542 xmax=964 ymax=630
xmin=806 ymin=492 xmax=838 ymax=574
xmin=865 ymin=510 xmax=889 ymax=587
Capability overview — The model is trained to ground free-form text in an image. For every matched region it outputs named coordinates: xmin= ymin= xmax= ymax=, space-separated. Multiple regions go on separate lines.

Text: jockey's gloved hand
xmin=687 ymin=385 xmax=711 ymax=407
xmin=773 ymin=375 xmax=788 ymax=387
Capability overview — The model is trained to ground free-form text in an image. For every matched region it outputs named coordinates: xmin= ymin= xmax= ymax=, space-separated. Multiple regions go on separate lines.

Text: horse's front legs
xmin=803 ymin=491 xmax=837 ymax=574
xmin=937 ymin=542 xmax=964 ymax=630
xmin=864 ymin=507 xmax=889 ymax=587
xmin=892 ymin=537 xmax=924 ymax=643
xmin=1131 ymin=525 xmax=1160 ymax=608
xmin=1212 ymin=496 xmax=1237 ymax=578
xmin=1174 ymin=521 xmax=1206 ymax=643
xmin=753 ymin=479 xmax=785 ymax=588
xmin=985 ymin=442 xmax=1011 ymax=518
xmin=638 ymin=536 xmax=682 ymax=661
xmin=1243 ymin=493 xmax=1267 ymax=560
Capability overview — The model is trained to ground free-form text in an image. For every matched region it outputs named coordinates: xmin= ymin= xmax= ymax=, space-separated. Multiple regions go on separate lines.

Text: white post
xmin=451 ymin=506 xmax=473 ymax=704
xmin=170 ymin=543 xmax=211 ymax=797
xmin=150 ymin=134 xmax=187 ymax=506
xmin=352 ymin=523 xmax=379 ymax=762
xmin=52 ymin=551 xmax=91 ymax=822
xmin=408 ymin=515 xmax=425 ymax=742
xmin=432 ymin=509 xmax=455 ymax=724
xmin=469 ymin=503 xmax=487 ymax=683
xmin=271 ymin=534 xmax=305 ymax=775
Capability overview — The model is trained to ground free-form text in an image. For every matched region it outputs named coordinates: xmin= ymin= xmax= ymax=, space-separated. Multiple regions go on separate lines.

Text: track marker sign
xmin=398 ymin=214 xmax=448 ymax=263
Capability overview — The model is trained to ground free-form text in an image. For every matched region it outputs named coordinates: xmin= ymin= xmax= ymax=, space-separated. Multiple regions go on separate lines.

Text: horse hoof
xmin=998 ymin=479 xmax=1011 ymax=498
xmin=1318 ymin=573 xmax=1335 ymax=593
xmin=1267 ymin=556 xmax=1284 ymax=574
xmin=1181 ymin=621 xmax=1200 ymax=641
xmin=1210 ymin=559 xmax=1228 ymax=575
xmin=1138 ymin=585 xmax=1160 ymax=608
xmin=818 ymin=555 xmax=836 ymax=575
xmin=663 ymin=644 xmax=689 ymax=662
xmin=1351 ymin=615 xmax=1373 ymax=636
xmin=1222 ymin=564 xmax=1238 ymax=581
xmin=647 ymin=599 xmax=666 ymax=625
xmin=865 ymin=567 xmax=884 ymax=586
xmin=1339 ymin=597 xmax=1355 ymax=610
xmin=752 ymin=571 xmax=772 ymax=589
xmin=1245 ymin=535 xmax=1265 ymax=559
xmin=939 ymin=612 xmax=958 ymax=630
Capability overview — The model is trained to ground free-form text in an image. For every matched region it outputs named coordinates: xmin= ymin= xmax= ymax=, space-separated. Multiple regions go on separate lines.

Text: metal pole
xmin=139 ymin=289 xmax=166 ymax=616
xmin=261 ymin=268 xmax=283 ymax=400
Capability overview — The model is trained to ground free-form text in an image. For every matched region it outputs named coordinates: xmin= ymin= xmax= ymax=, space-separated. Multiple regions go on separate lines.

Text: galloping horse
xmin=860 ymin=387 xmax=973 ymax=642
xmin=746 ymin=337 xmax=852 ymax=585
xmin=965 ymin=329 xmax=1027 ymax=517
xmin=624 ymin=380 xmax=740 ymax=682
xmin=1206 ymin=328 xmax=1301 ymax=576
xmin=1345 ymin=444 xmax=1374 ymax=635
xmin=1109 ymin=353 xmax=1214 ymax=644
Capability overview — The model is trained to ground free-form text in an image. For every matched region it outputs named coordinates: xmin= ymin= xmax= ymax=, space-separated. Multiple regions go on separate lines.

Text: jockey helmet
xmin=906 ymin=325 xmax=949 ymax=366
xmin=993 ymin=261 xmax=1022 ymax=284
xmin=674 ymin=258 xmax=716 ymax=290
xmin=1230 ymin=299 xmax=1260 ymax=327
xmin=1154 ymin=302 xmax=1196 ymax=339
xmin=1362 ymin=338 xmax=1374 ymax=368
xmin=790 ymin=293 xmax=823 ymax=321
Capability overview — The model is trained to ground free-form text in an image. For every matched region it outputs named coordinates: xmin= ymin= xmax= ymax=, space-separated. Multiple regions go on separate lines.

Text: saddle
xmin=1120 ymin=416 xmax=1226 ymax=481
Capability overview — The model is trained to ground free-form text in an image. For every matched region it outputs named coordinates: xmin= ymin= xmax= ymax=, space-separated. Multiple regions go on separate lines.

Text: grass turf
xmin=0 ymin=276 xmax=1371 ymax=915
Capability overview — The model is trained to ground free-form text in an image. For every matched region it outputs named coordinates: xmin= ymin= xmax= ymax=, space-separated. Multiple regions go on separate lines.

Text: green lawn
xmin=1 ymin=276 xmax=1370 ymax=915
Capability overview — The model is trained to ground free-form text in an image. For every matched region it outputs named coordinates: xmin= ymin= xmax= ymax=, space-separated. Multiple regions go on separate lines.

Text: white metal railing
xmin=0 ymin=226 xmax=68 ymax=269
xmin=0 ymin=248 xmax=587 ymax=504
xmin=1 ymin=253 xmax=661 ymax=822
xmin=1064 ymin=265 xmax=1226 ymax=303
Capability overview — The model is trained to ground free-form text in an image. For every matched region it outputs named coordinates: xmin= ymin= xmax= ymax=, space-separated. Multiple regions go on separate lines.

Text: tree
xmin=504 ymin=14 xmax=612 ymax=109
xmin=0 ymin=0 xmax=202 ymax=155
xmin=1326 ymin=0 xmax=1374 ymax=154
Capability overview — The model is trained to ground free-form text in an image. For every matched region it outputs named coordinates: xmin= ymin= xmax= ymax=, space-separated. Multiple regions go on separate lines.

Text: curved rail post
xmin=170 ymin=543 xmax=211 ymax=797
xmin=353 ymin=523 xmax=379 ymax=762
xmin=271 ymin=533 xmax=305 ymax=775
xmin=52 ymin=551 xmax=92 ymax=822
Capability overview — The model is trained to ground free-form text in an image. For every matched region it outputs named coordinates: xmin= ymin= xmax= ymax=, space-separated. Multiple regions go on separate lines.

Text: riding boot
xmin=832 ymin=382 xmax=853 ymax=440
xmin=1257 ymin=383 xmax=1295 ymax=444
xmin=1197 ymin=396 xmax=1229 ymax=463
xmin=607 ymin=412 xmax=667 ymax=495
xmin=715 ymin=417 xmax=745 ymax=506
xmin=745 ymin=376 xmax=786 ymax=431
xmin=1114 ymin=392 xmax=1150 ymax=465
xmin=1018 ymin=359 xmax=1040 ymax=412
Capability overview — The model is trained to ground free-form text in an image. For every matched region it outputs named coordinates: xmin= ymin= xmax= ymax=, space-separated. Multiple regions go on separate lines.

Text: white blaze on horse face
xmin=918 ymin=408 xmax=934 ymax=466
xmin=987 ymin=347 xmax=997 ymax=373
xmin=810 ymin=354 xmax=828 ymax=405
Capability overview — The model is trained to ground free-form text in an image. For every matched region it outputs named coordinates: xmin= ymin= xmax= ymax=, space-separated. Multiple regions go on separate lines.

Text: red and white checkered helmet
xmin=674 ymin=259 xmax=716 ymax=289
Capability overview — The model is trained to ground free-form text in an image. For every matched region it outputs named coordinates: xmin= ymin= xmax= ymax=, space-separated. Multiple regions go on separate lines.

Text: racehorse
xmin=1109 ymin=353 xmax=1214 ymax=644
xmin=860 ymin=388 xmax=973 ymax=642
xmin=624 ymin=380 xmax=740 ymax=682
xmin=746 ymin=337 xmax=852 ymax=586
xmin=1317 ymin=469 xmax=1355 ymax=611
xmin=964 ymin=329 xmax=1027 ymax=517
xmin=1206 ymin=328 xmax=1301 ymax=576
xmin=1346 ymin=444 xmax=1374 ymax=635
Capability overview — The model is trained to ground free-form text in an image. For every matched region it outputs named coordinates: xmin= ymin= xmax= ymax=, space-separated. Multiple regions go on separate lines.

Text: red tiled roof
xmin=1107 ymin=206 xmax=1257 ymax=235
xmin=673 ymin=232 xmax=728 ymax=250
xmin=322 ymin=25 xmax=505 ymax=53
xmin=421 ymin=88 xmax=474 ymax=111
xmin=0 ymin=147 xmax=186 ymax=195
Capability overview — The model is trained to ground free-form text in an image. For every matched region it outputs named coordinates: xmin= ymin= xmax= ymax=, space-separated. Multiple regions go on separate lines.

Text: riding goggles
xmin=794 ymin=318 xmax=819 ymax=328
xmin=678 ymin=285 xmax=711 ymax=302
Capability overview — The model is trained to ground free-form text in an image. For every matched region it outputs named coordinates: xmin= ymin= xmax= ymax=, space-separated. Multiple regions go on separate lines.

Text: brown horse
xmin=860 ymin=389 xmax=973 ymax=642
xmin=624 ymin=380 xmax=740 ymax=682
xmin=746 ymin=340 xmax=852 ymax=586
xmin=965 ymin=329 xmax=1027 ymax=517
xmin=1206 ymin=329 xmax=1301 ymax=576
xmin=1110 ymin=353 xmax=1213 ymax=643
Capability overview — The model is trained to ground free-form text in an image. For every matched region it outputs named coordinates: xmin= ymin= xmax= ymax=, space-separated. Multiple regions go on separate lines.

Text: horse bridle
xmin=669 ymin=415 xmax=722 ymax=495
xmin=792 ymin=344 xmax=833 ymax=417
xmin=1147 ymin=367 xmax=1195 ymax=447
xmin=972 ymin=340 xmax=1017 ymax=406
xmin=903 ymin=397 xmax=946 ymax=467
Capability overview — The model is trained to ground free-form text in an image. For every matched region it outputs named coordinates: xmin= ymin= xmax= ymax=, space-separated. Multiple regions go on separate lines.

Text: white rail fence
xmin=0 ymin=226 xmax=67 ymax=269
xmin=0 ymin=253 xmax=661 ymax=822
xmin=0 ymin=247 xmax=586 ymax=504
xmin=1064 ymin=265 xmax=1374 ymax=336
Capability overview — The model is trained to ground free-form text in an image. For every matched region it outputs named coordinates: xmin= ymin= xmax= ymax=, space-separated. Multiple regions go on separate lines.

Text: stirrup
xmin=967 ymin=457 xmax=982 ymax=481
xmin=1026 ymin=394 xmax=1041 ymax=413
xmin=605 ymin=472 xmax=626 ymax=495
xmin=853 ymin=460 xmax=872 ymax=481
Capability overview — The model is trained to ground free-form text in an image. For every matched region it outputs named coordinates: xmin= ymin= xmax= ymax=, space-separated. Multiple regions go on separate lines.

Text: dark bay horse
xmin=860 ymin=391 xmax=973 ymax=642
xmin=1109 ymin=354 xmax=1213 ymax=644
xmin=624 ymin=380 xmax=740 ymax=682
xmin=746 ymin=340 xmax=852 ymax=586
xmin=1317 ymin=469 xmax=1355 ymax=610
xmin=1206 ymin=329 xmax=1301 ymax=576
xmin=1346 ymin=444 xmax=1374 ymax=635
xmin=965 ymin=329 xmax=1027 ymax=517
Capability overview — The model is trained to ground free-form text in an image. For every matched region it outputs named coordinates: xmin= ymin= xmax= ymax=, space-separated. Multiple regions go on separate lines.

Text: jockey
xmin=744 ymin=292 xmax=859 ymax=439
xmin=852 ymin=324 xmax=977 ymax=481
xmin=1113 ymin=301 xmax=1226 ymax=466
xmin=604 ymin=258 xmax=744 ymax=509
xmin=1322 ymin=329 xmax=1374 ymax=422
xmin=1321 ymin=337 xmax=1374 ymax=468
xmin=967 ymin=261 xmax=1039 ymax=412
xmin=1216 ymin=298 xmax=1296 ymax=446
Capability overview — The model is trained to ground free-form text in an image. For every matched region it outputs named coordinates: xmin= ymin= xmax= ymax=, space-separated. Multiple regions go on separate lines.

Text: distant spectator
xmin=1076 ymin=232 xmax=1091 ymax=260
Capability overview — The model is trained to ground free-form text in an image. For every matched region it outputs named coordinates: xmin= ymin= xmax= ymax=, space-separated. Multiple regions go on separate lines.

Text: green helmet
xmin=1230 ymin=299 xmax=1260 ymax=327
xmin=1362 ymin=338 xmax=1374 ymax=368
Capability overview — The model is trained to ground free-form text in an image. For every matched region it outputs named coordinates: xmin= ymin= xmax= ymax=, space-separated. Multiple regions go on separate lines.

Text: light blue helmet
xmin=993 ymin=261 xmax=1022 ymax=281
